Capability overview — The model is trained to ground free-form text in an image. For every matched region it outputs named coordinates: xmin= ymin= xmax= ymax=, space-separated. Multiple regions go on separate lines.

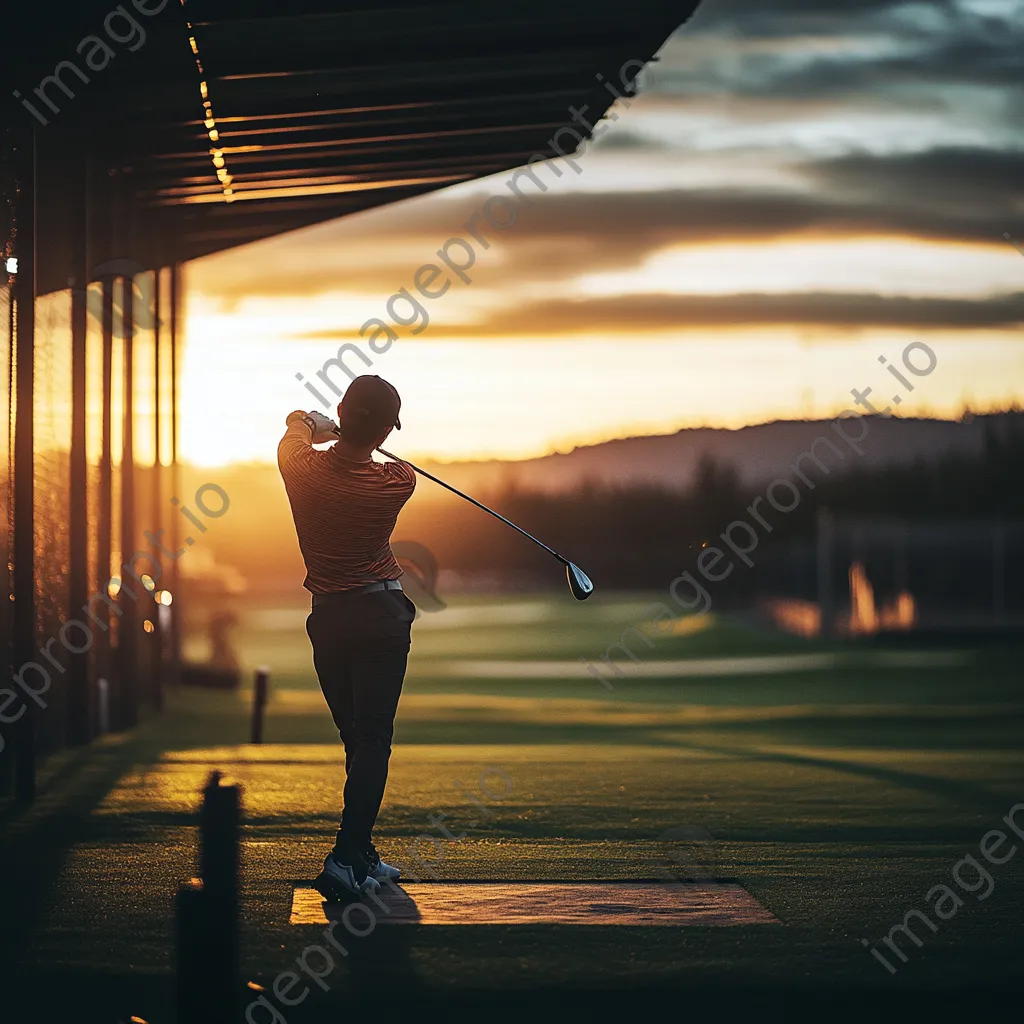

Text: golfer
xmin=278 ymin=374 xmax=416 ymax=901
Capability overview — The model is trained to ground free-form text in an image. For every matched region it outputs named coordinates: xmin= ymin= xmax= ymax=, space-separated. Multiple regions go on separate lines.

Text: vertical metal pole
xmin=152 ymin=267 xmax=163 ymax=709
xmin=119 ymin=275 xmax=138 ymax=729
xmin=894 ymin=523 xmax=907 ymax=595
xmin=0 ymin=284 xmax=14 ymax=793
xmin=993 ymin=525 xmax=1005 ymax=626
xmin=169 ymin=262 xmax=182 ymax=686
xmin=68 ymin=152 xmax=91 ymax=746
xmin=97 ymin=275 xmax=114 ymax=721
xmin=154 ymin=270 xmax=162 ymax=485
xmin=816 ymin=507 xmax=834 ymax=638
xmin=12 ymin=132 xmax=37 ymax=803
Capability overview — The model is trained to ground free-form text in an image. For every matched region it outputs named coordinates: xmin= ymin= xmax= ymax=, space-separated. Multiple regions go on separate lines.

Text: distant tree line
xmin=408 ymin=414 xmax=1024 ymax=596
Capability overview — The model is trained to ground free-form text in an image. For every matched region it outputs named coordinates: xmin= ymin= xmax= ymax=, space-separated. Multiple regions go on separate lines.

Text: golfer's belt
xmin=312 ymin=579 xmax=403 ymax=606
xmin=357 ymin=579 xmax=403 ymax=595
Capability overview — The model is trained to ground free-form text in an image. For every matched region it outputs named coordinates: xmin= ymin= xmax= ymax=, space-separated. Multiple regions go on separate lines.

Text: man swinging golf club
xmin=279 ymin=374 xmax=415 ymax=901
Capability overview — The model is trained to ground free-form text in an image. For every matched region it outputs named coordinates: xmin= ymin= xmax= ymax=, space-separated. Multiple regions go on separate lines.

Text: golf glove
xmin=288 ymin=409 xmax=338 ymax=443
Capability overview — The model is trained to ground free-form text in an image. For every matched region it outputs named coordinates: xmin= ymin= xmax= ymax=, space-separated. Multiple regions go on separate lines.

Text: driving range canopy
xmin=4 ymin=0 xmax=701 ymax=294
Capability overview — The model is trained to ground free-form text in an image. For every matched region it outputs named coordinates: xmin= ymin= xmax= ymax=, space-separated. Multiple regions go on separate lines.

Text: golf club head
xmin=566 ymin=562 xmax=594 ymax=601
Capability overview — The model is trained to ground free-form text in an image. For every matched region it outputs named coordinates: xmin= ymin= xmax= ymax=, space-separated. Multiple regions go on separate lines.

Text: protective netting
xmin=0 ymin=282 xmax=12 ymax=751
xmin=109 ymin=287 xmax=123 ymax=654
xmin=130 ymin=271 xmax=159 ymax=701
xmin=33 ymin=289 xmax=72 ymax=751
xmin=86 ymin=281 xmax=108 ymax=702
xmin=0 ymin=168 xmax=174 ymax=778
xmin=1 ymin=147 xmax=14 ymax=782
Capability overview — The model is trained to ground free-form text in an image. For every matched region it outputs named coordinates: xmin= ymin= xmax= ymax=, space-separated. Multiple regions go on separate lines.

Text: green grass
xmin=6 ymin=592 xmax=1024 ymax=1021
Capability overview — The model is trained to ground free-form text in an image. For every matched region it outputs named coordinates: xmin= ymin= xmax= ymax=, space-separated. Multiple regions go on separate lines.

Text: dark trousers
xmin=306 ymin=588 xmax=415 ymax=862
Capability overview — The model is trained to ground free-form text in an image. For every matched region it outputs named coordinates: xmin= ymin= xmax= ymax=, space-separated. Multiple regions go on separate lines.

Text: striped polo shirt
xmin=278 ymin=422 xmax=416 ymax=594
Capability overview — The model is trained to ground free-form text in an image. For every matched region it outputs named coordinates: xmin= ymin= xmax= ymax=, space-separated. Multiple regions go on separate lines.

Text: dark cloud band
xmin=298 ymin=290 xmax=1024 ymax=339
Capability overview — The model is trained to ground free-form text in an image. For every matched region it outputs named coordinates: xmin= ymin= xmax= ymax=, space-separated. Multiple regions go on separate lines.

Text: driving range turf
xmin=3 ymin=593 xmax=1023 ymax=1021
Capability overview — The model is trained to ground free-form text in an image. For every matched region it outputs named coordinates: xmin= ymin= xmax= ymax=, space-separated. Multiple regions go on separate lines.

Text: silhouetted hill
xmin=415 ymin=412 xmax=1020 ymax=493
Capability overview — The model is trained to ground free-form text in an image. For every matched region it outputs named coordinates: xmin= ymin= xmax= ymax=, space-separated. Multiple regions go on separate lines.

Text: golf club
xmin=380 ymin=447 xmax=594 ymax=600
xmin=328 ymin=425 xmax=591 ymax=598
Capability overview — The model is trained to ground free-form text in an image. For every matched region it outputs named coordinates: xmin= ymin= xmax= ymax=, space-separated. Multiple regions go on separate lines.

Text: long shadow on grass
xmin=670 ymin=738 xmax=1014 ymax=814
xmin=64 ymin=812 xmax=1010 ymax=845
xmin=0 ymin=736 xmax=159 ymax=969
xmin=240 ymin=712 xmax=1024 ymax=751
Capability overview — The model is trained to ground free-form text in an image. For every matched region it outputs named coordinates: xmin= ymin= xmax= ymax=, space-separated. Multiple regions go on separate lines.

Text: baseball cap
xmin=340 ymin=374 xmax=402 ymax=434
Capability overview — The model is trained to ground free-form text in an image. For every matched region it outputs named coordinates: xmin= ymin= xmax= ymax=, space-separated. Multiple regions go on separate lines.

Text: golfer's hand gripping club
xmin=287 ymin=409 xmax=339 ymax=444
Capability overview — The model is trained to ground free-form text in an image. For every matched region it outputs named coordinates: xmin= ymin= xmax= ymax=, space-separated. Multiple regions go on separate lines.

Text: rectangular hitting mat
xmin=290 ymin=881 xmax=779 ymax=926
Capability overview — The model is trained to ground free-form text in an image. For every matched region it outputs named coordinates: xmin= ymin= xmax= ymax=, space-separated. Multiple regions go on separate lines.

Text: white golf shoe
xmin=366 ymin=843 xmax=402 ymax=882
xmin=313 ymin=852 xmax=380 ymax=903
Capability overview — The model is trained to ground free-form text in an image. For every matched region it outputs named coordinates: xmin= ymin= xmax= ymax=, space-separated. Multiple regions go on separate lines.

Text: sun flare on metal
xmin=566 ymin=563 xmax=594 ymax=601
xmin=180 ymin=0 xmax=234 ymax=202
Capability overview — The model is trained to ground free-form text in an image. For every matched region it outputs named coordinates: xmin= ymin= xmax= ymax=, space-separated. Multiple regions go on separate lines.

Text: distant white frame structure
xmin=817 ymin=511 xmax=1024 ymax=635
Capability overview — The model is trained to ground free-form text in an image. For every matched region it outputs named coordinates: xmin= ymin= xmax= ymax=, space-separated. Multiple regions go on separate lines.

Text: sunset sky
xmin=181 ymin=0 xmax=1024 ymax=467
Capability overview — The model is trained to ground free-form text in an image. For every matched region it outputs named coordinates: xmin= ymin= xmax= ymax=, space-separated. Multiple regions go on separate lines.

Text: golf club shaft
xmin=376 ymin=447 xmax=569 ymax=566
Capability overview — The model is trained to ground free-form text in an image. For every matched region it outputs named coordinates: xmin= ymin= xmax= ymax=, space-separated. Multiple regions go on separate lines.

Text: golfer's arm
xmin=277 ymin=416 xmax=316 ymax=471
